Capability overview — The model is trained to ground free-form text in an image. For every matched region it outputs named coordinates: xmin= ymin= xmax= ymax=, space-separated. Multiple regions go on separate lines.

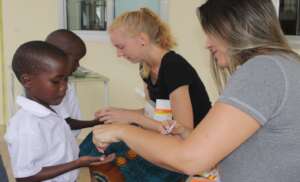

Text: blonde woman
xmin=80 ymin=7 xmax=211 ymax=182
xmin=93 ymin=0 xmax=300 ymax=182
xmin=95 ymin=8 xmax=211 ymax=135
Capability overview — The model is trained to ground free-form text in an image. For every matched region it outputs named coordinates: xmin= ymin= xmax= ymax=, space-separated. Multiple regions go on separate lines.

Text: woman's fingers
xmin=94 ymin=107 xmax=112 ymax=117
xmin=159 ymin=122 xmax=169 ymax=134
xmin=92 ymin=125 xmax=121 ymax=147
xmin=99 ymin=115 xmax=111 ymax=122
xmin=160 ymin=120 xmax=177 ymax=135
xmin=95 ymin=142 xmax=110 ymax=152
xmin=92 ymin=130 xmax=107 ymax=147
xmin=96 ymin=111 xmax=118 ymax=122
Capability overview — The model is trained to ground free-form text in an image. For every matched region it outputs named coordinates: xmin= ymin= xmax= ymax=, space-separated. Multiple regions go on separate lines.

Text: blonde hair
xmin=109 ymin=7 xmax=177 ymax=78
xmin=198 ymin=0 xmax=299 ymax=93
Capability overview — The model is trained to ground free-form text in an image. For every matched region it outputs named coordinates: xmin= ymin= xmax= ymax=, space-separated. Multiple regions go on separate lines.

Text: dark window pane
xmin=279 ymin=0 xmax=300 ymax=35
xmin=67 ymin=0 xmax=107 ymax=31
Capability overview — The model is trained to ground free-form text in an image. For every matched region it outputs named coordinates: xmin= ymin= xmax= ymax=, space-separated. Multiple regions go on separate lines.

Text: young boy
xmin=46 ymin=29 xmax=102 ymax=136
xmin=4 ymin=41 xmax=112 ymax=182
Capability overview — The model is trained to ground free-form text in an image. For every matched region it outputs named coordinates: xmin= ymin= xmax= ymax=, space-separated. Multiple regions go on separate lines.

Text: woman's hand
xmin=95 ymin=107 xmax=140 ymax=124
xmin=92 ymin=124 xmax=128 ymax=148
xmin=159 ymin=120 xmax=192 ymax=139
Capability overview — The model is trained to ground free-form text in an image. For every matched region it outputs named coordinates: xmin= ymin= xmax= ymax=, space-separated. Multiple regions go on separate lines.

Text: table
xmin=70 ymin=67 xmax=110 ymax=107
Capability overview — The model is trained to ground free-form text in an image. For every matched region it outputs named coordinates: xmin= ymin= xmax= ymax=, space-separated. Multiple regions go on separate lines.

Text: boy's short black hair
xmin=12 ymin=40 xmax=67 ymax=82
xmin=46 ymin=29 xmax=86 ymax=57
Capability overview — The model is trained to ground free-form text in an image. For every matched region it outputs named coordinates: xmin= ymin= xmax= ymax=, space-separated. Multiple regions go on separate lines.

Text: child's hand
xmin=78 ymin=156 xmax=102 ymax=167
xmin=78 ymin=153 xmax=116 ymax=167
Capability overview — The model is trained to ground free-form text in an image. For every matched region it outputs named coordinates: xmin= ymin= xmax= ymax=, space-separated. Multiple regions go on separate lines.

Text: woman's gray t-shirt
xmin=218 ymin=54 xmax=300 ymax=182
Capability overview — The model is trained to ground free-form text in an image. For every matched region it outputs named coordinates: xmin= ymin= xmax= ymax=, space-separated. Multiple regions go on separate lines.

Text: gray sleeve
xmin=218 ymin=55 xmax=286 ymax=125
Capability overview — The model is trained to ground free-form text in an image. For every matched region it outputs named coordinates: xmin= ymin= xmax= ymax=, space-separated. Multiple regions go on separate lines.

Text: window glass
xmin=67 ymin=0 xmax=107 ymax=31
xmin=63 ymin=0 xmax=167 ymax=41
xmin=114 ymin=0 xmax=160 ymax=17
xmin=66 ymin=0 xmax=163 ymax=31
xmin=279 ymin=0 xmax=300 ymax=35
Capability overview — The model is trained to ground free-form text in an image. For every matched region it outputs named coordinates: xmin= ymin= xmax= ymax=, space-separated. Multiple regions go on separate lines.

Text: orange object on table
xmin=190 ymin=178 xmax=215 ymax=182
xmin=89 ymin=162 xmax=125 ymax=182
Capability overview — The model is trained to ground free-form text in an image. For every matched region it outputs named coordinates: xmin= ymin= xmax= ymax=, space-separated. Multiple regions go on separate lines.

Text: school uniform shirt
xmin=51 ymin=82 xmax=81 ymax=137
xmin=5 ymin=96 xmax=79 ymax=182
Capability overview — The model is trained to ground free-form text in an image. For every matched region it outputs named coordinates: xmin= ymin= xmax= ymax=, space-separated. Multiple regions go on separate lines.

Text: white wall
xmin=1 ymin=0 xmax=218 ymax=124
xmin=2 ymin=0 xmax=62 ymax=124
xmin=169 ymin=0 xmax=218 ymax=101
xmin=0 ymin=0 xmax=4 ymax=124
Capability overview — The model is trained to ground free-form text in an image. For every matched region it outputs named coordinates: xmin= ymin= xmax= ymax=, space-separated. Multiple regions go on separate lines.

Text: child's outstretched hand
xmin=78 ymin=153 xmax=116 ymax=167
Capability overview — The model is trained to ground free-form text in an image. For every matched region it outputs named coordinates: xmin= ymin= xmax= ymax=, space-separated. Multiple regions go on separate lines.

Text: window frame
xmin=59 ymin=0 xmax=169 ymax=42
xmin=272 ymin=0 xmax=300 ymax=48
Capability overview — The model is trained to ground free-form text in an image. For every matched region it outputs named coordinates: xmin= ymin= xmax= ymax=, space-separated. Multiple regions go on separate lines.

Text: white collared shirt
xmin=5 ymin=96 xmax=79 ymax=182
xmin=51 ymin=82 xmax=81 ymax=137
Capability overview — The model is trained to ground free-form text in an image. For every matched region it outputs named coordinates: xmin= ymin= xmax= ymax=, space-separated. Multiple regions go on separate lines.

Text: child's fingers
xmin=90 ymin=153 xmax=116 ymax=165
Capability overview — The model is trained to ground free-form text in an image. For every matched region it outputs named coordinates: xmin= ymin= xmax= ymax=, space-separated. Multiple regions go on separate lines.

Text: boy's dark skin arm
xmin=66 ymin=118 xmax=104 ymax=130
xmin=16 ymin=155 xmax=115 ymax=182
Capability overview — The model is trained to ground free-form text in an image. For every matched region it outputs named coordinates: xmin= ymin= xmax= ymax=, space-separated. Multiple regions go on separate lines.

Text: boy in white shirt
xmin=46 ymin=29 xmax=102 ymax=136
xmin=5 ymin=41 xmax=113 ymax=182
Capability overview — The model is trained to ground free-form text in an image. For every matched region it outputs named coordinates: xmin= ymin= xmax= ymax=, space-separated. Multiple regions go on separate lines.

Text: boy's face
xmin=67 ymin=50 xmax=83 ymax=74
xmin=24 ymin=58 xmax=70 ymax=106
xmin=65 ymin=45 xmax=85 ymax=74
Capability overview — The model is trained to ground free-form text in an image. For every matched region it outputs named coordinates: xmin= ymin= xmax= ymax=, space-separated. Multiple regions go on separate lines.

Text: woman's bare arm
xmin=93 ymin=102 xmax=260 ymax=175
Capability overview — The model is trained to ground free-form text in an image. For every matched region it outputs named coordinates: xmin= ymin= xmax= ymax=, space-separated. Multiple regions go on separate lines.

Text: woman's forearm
xmin=133 ymin=114 xmax=163 ymax=131
xmin=121 ymin=108 xmax=163 ymax=131
xmin=130 ymin=108 xmax=144 ymax=114
xmin=119 ymin=125 xmax=202 ymax=175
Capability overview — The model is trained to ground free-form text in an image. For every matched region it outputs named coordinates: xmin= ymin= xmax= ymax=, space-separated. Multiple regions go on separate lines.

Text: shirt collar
xmin=16 ymin=96 xmax=53 ymax=117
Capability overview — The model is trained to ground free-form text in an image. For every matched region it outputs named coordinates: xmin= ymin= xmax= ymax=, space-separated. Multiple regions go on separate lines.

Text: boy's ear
xmin=20 ymin=74 xmax=33 ymax=88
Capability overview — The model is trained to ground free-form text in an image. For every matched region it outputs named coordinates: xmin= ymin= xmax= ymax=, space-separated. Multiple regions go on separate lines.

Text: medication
xmin=154 ymin=99 xmax=172 ymax=121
